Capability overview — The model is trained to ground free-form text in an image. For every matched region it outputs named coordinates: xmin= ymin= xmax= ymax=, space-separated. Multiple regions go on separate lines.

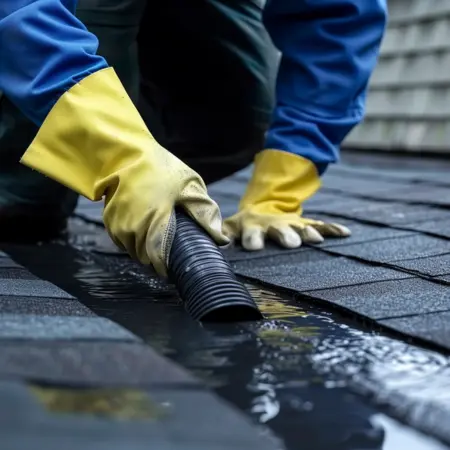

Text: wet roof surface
xmin=76 ymin=151 xmax=450 ymax=351
xmin=1 ymin=151 xmax=450 ymax=449
xmin=213 ymin=152 xmax=450 ymax=351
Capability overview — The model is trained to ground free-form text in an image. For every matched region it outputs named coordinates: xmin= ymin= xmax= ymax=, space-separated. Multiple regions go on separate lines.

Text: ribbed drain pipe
xmin=168 ymin=210 xmax=262 ymax=322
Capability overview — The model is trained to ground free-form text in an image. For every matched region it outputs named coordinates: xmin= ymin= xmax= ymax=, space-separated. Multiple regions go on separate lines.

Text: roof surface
xmin=1 ymin=150 xmax=450 ymax=449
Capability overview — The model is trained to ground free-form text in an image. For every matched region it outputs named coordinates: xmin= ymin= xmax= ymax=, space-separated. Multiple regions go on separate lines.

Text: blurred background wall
xmin=344 ymin=0 xmax=450 ymax=154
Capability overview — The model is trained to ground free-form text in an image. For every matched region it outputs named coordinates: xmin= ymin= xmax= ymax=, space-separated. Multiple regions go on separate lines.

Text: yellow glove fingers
xmin=181 ymin=199 xmax=230 ymax=247
xmin=180 ymin=180 xmax=229 ymax=244
xmin=290 ymin=217 xmax=350 ymax=240
xmin=311 ymin=222 xmax=351 ymax=237
xmin=267 ymin=225 xmax=302 ymax=249
xmin=242 ymin=226 xmax=265 ymax=251
xmin=222 ymin=221 xmax=237 ymax=242
xmin=296 ymin=225 xmax=325 ymax=244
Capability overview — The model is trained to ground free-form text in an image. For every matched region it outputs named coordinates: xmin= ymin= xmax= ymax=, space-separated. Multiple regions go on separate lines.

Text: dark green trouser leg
xmin=81 ymin=0 xmax=278 ymax=185
xmin=76 ymin=0 xmax=147 ymax=104
xmin=0 ymin=96 xmax=78 ymax=218
xmin=137 ymin=0 xmax=278 ymax=184
xmin=0 ymin=93 xmax=79 ymax=241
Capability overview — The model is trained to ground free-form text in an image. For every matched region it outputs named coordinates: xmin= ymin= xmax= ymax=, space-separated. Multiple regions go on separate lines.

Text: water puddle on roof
xmin=5 ymin=245 xmax=450 ymax=450
xmin=69 ymin=254 xmax=450 ymax=450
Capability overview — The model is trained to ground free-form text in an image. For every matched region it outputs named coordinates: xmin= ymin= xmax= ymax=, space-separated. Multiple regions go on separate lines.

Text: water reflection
xmin=4 ymin=243 xmax=450 ymax=450
xmin=192 ymin=289 xmax=385 ymax=449
xmin=30 ymin=385 xmax=167 ymax=420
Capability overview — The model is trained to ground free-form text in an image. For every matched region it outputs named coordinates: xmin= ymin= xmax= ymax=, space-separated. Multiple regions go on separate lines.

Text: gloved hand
xmin=224 ymin=149 xmax=350 ymax=250
xmin=21 ymin=67 xmax=229 ymax=276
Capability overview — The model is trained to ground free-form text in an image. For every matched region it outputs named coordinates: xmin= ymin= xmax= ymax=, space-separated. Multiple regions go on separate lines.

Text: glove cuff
xmin=20 ymin=67 xmax=156 ymax=201
xmin=239 ymin=149 xmax=321 ymax=213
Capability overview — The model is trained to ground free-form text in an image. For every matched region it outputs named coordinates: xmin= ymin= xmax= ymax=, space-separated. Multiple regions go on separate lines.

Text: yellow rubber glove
xmin=223 ymin=149 xmax=350 ymax=250
xmin=21 ymin=67 xmax=228 ymax=276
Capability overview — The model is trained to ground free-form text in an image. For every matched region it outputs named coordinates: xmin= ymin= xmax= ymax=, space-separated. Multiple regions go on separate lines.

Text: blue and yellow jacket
xmin=1 ymin=0 xmax=387 ymax=177
xmin=0 ymin=0 xmax=107 ymax=127
xmin=263 ymin=0 xmax=387 ymax=175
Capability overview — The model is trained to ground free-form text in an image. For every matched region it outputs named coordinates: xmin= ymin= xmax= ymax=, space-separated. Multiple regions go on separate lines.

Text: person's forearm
xmin=263 ymin=0 xmax=387 ymax=175
xmin=0 ymin=0 xmax=107 ymax=127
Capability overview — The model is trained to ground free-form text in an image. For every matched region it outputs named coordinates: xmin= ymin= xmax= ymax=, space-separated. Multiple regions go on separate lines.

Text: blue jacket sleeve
xmin=0 ymin=0 xmax=108 ymax=126
xmin=263 ymin=0 xmax=387 ymax=175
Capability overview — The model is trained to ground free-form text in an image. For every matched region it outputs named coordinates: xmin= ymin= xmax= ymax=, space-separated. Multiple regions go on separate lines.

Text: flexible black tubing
xmin=168 ymin=209 xmax=262 ymax=322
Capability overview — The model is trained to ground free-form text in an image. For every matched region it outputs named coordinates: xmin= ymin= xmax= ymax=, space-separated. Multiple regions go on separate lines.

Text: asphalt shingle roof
xmin=1 ymin=150 xmax=450 ymax=448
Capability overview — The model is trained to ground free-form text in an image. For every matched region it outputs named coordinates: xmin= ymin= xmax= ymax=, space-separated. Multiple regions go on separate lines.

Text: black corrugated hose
xmin=168 ymin=209 xmax=262 ymax=322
